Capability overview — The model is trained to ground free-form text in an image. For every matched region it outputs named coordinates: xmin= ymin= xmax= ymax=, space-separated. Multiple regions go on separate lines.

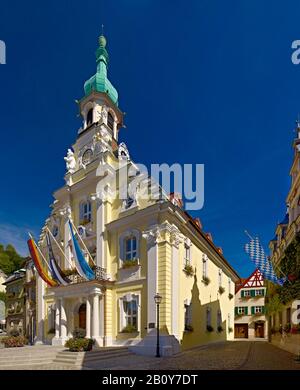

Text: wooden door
xmin=234 ymin=324 xmax=248 ymax=338
xmin=78 ymin=304 xmax=86 ymax=330
xmin=255 ymin=322 xmax=264 ymax=338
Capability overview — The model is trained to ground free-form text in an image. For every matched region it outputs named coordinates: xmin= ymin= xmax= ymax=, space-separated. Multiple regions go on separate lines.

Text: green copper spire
xmin=84 ymin=34 xmax=119 ymax=105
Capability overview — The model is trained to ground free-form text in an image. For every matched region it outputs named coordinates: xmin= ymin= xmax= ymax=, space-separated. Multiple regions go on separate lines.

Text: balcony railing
xmin=67 ymin=266 xmax=108 ymax=285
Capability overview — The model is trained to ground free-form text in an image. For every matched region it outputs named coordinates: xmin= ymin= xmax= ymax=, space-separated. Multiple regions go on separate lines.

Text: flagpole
xmin=69 ymin=219 xmax=96 ymax=266
xmin=28 ymin=232 xmax=51 ymax=273
xmin=45 ymin=226 xmax=74 ymax=269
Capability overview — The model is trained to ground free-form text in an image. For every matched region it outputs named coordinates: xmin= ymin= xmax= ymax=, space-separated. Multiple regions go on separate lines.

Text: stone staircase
xmin=53 ymin=346 xmax=133 ymax=368
xmin=0 ymin=345 xmax=64 ymax=369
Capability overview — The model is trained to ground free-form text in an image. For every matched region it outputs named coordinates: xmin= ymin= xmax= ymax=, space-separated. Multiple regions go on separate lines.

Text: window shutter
xmin=241 ymin=290 xmax=244 ymax=298
xmin=262 ymin=306 xmax=265 ymax=314
xmin=245 ymin=307 xmax=248 ymax=315
xmin=251 ymin=289 xmax=255 ymax=297
xmin=251 ymin=306 xmax=255 ymax=315
xmin=235 ymin=307 xmax=238 ymax=315
xmin=262 ymin=289 xmax=265 ymax=296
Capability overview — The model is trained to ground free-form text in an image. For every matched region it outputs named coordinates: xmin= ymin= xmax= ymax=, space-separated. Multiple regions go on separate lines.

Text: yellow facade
xmin=34 ymin=34 xmax=239 ymax=354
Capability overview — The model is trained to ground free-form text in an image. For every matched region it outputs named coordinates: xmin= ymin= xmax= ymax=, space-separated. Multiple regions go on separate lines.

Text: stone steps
xmin=53 ymin=347 xmax=133 ymax=367
xmin=0 ymin=346 xmax=63 ymax=369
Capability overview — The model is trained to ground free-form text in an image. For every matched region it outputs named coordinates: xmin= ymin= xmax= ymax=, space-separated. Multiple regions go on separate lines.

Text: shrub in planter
xmin=122 ymin=259 xmax=138 ymax=269
xmin=202 ymin=276 xmax=210 ymax=286
xmin=72 ymin=328 xmax=86 ymax=339
xmin=65 ymin=338 xmax=93 ymax=352
xmin=206 ymin=325 xmax=214 ymax=332
xmin=217 ymin=325 xmax=223 ymax=333
xmin=183 ymin=264 xmax=194 ymax=277
xmin=184 ymin=324 xmax=194 ymax=332
xmin=228 ymin=293 xmax=234 ymax=300
xmin=218 ymin=286 xmax=225 ymax=295
xmin=1 ymin=336 xmax=27 ymax=348
xmin=121 ymin=324 xmax=137 ymax=333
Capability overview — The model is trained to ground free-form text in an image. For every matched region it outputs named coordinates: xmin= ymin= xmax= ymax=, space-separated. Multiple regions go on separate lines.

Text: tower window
xmin=80 ymin=201 xmax=92 ymax=224
xmin=86 ymin=108 xmax=93 ymax=126
xmin=107 ymin=112 xmax=114 ymax=131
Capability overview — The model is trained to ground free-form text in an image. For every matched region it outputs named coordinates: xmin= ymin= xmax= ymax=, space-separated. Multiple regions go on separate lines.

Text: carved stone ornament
xmin=64 ymin=149 xmax=76 ymax=174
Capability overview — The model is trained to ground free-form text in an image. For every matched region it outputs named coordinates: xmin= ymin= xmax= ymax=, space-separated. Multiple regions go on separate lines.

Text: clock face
xmin=82 ymin=149 xmax=93 ymax=165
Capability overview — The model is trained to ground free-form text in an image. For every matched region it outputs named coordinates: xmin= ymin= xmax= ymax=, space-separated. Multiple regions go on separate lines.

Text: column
xmin=63 ymin=207 xmax=72 ymax=269
xmin=35 ymin=275 xmax=45 ymax=344
xmin=60 ymin=298 xmax=67 ymax=340
xmin=55 ymin=299 xmax=60 ymax=339
xmin=143 ymin=228 xmax=158 ymax=332
xmin=96 ymin=199 xmax=105 ymax=268
xmin=92 ymin=293 xmax=102 ymax=346
xmin=171 ymin=228 xmax=181 ymax=340
xmin=86 ymin=297 xmax=91 ymax=339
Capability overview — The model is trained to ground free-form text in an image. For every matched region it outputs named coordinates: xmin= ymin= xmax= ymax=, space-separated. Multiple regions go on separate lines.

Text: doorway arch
xmin=78 ymin=303 xmax=86 ymax=330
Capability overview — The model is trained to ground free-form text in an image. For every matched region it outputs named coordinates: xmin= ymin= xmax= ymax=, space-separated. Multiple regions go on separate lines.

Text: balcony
xmin=66 ymin=266 xmax=108 ymax=285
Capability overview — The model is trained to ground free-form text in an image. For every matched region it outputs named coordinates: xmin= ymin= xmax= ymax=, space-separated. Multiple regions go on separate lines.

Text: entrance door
xmin=78 ymin=303 xmax=86 ymax=330
xmin=234 ymin=324 xmax=248 ymax=338
xmin=255 ymin=322 xmax=264 ymax=338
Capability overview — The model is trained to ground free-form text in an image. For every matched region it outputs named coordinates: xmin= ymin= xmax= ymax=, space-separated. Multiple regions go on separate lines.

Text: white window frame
xmin=202 ymin=254 xmax=208 ymax=278
xmin=244 ymin=290 xmax=251 ymax=297
xmin=184 ymin=242 xmax=191 ymax=266
xmin=217 ymin=310 xmax=222 ymax=328
xmin=254 ymin=306 xmax=263 ymax=314
xmin=184 ymin=302 xmax=192 ymax=328
xmin=255 ymin=289 xmax=263 ymax=296
xmin=119 ymin=229 xmax=140 ymax=266
xmin=238 ymin=307 xmax=246 ymax=315
xmin=218 ymin=269 xmax=222 ymax=287
xmin=119 ymin=293 xmax=140 ymax=332
xmin=80 ymin=200 xmax=92 ymax=223
xmin=125 ymin=236 xmax=137 ymax=261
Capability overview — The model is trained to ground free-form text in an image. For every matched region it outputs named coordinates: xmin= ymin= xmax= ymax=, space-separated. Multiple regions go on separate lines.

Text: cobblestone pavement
xmin=1 ymin=342 xmax=300 ymax=370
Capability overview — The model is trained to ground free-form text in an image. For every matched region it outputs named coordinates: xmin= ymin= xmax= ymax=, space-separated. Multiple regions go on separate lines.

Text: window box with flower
xmin=202 ymin=276 xmax=210 ymax=286
xmin=218 ymin=286 xmax=225 ymax=295
xmin=183 ymin=264 xmax=194 ymax=277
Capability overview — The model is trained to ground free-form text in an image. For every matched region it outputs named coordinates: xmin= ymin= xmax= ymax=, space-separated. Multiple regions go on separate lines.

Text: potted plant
xmin=121 ymin=324 xmax=137 ymax=333
xmin=228 ymin=293 xmax=234 ymax=300
xmin=0 ymin=329 xmax=27 ymax=348
xmin=202 ymin=276 xmax=210 ymax=286
xmin=65 ymin=328 xmax=94 ymax=352
xmin=217 ymin=325 xmax=223 ymax=333
xmin=183 ymin=264 xmax=194 ymax=277
xmin=218 ymin=286 xmax=225 ymax=295
xmin=206 ymin=325 xmax=214 ymax=332
xmin=228 ymin=327 xmax=233 ymax=333
xmin=122 ymin=259 xmax=139 ymax=269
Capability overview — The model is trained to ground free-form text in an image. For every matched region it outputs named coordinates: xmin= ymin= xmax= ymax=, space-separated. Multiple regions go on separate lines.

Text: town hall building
xmin=34 ymin=33 xmax=240 ymax=355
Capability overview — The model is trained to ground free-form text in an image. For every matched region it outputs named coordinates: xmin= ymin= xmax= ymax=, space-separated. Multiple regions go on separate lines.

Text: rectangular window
xmin=243 ymin=290 xmax=251 ymax=297
xmin=238 ymin=307 xmax=246 ymax=315
xmin=184 ymin=303 xmax=192 ymax=330
xmin=125 ymin=237 xmax=137 ymax=261
xmin=228 ymin=278 xmax=231 ymax=294
xmin=255 ymin=290 xmax=263 ymax=296
xmin=218 ymin=269 xmax=222 ymax=287
xmin=184 ymin=244 xmax=191 ymax=266
xmin=202 ymin=254 xmax=207 ymax=278
xmin=254 ymin=306 xmax=263 ymax=314
xmin=217 ymin=310 xmax=222 ymax=328
xmin=124 ymin=300 xmax=138 ymax=329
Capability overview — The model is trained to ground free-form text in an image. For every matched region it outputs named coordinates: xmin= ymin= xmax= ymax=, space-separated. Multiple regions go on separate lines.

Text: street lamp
xmin=154 ymin=293 xmax=162 ymax=358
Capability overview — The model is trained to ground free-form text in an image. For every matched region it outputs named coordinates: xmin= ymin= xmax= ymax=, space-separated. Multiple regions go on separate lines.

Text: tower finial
xmin=98 ymin=24 xmax=107 ymax=48
xmin=101 ymin=24 xmax=104 ymax=35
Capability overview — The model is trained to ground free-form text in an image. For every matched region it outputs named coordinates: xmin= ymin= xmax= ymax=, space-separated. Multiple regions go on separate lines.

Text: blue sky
xmin=0 ymin=0 xmax=299 ymax=277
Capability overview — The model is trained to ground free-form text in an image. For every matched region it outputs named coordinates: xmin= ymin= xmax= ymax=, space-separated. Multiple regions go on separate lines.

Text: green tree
xmin=0 ymin=244 xmax=26 ymax=275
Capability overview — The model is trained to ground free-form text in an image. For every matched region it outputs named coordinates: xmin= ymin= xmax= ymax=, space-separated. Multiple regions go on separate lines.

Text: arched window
xmin=86 ymin=108 xmax=93 ymax=126
xmin=80 ymin=201 xmax=92 ymax=224
xmin=107 ymin=111 xmax=114 ymax=131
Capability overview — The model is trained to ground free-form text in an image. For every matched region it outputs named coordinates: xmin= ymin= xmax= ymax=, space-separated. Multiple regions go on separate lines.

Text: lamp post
xmin=154 ymin=293 xmax=162 ymax=358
